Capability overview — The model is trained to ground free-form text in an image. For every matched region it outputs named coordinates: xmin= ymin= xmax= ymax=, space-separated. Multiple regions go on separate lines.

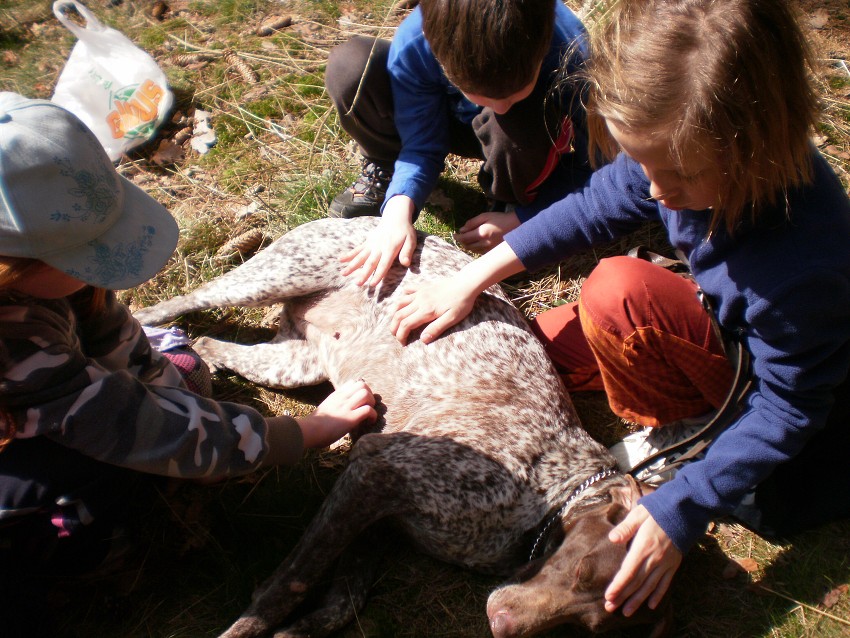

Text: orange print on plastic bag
xmin=106 ymin=79 xmax=166 ymax=140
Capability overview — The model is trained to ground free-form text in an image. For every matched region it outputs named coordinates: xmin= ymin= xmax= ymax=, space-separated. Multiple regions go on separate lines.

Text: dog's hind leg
xmin=132 ymin=252 xmax=299 ymax=326
xmin=217 ymin=434 xmax=413 ymax=638
xmin=271 ymin=529 xmax=390 ymax=638
xmin=134 ymin=219 xmax=373 ymax=327
xmin=193 ymin=335 xmax=327 ymax=388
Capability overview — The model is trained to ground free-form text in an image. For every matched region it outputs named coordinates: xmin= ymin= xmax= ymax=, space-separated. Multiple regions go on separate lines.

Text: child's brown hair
xmin=420 ymin=0 xmax=556 ymax=99
xmin=0 ymin=256 xmax=107 ymax=316
xmin=0 ymin=257 xmax=35 ymax=450
xmin=584 ymin=0 xmax=820 ymax=233
xmin=0 ymin=256 xmax=44 ymax=290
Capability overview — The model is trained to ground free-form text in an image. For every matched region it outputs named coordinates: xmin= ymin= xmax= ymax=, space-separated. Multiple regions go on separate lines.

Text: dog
xmin=134 ymin=216 xmax=672 ymax=638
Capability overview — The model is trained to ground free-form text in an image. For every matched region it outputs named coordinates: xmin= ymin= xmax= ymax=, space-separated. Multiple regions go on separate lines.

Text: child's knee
xmin=162 ymin=347 xmax=212 ymax=398
xmin=326 ymin=36 xmax=390 ymax=106
xmin=580 ymin=256 xmax=654 ymax=329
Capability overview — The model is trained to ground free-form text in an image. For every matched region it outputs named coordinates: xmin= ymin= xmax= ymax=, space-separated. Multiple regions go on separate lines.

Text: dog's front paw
xmin=193 ymin=336 xmax=225 ymax=373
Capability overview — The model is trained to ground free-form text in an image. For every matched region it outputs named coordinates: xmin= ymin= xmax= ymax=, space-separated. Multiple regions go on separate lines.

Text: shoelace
xmin=352 ymin=162 xmax=392 ymax=194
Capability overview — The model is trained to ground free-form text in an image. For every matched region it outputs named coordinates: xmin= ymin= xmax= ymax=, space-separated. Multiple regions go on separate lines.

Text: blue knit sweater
xmin=385 ymin=3 xmax=589 ymax=213
xmin=505 ymin=150 xmax=850 ymax=551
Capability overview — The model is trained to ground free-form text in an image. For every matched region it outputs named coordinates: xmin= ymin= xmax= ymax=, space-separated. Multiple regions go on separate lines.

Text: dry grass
xmin=2 ymin=0 xmax=850 ymax=636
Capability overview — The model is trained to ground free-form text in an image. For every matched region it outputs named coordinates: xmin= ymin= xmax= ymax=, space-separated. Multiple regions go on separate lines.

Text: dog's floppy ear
xmin=610 ymin=475 xmax=655 ymax=511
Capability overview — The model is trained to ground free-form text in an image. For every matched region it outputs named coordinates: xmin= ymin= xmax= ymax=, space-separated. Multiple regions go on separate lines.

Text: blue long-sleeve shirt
xmin=385 ymin=3 xmax=589 ymax=214
xmin=505 ymin=150 xmax=850 ymax=551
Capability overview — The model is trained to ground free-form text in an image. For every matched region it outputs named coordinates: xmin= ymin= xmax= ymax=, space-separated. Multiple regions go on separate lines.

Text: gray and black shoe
xmin=329 ymin=160 xmax=393 ymax=218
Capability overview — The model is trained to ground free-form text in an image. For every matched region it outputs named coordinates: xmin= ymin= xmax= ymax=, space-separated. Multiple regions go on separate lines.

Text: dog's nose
xmin=489 ymin=610 xmax=515 ymax=638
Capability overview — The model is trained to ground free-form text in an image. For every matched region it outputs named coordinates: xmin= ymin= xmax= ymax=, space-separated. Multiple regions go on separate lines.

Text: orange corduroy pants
xmin=530 ymin=256 xmax=735 ymax=427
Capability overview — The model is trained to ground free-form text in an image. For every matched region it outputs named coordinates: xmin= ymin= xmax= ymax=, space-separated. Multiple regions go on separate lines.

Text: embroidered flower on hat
xmin=49 ymin=156 xmax=118 ymax=223
xmin=67 ymin=225 xmax=157 ymax=287
xmin=0 ymin=92 xmax=178 ymax=289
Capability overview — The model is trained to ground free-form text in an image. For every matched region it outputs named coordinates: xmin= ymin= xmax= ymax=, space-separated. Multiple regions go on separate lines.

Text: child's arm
xmin=391 ymin=240 xmax=524 ymax=344
xmin=341 ymin=195 xmax=418 ymax=287
xmin=264 ymin=379 xmax=376 ymax=464
xmin=0 ymin=298 xmax=368 ymax=479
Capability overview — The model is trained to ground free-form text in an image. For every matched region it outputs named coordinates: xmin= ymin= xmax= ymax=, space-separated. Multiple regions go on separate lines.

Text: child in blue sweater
xmin=328 ymin=0 xmax=592 ymax=285
xmin=389 ymin=0 xmax=850 ymax=619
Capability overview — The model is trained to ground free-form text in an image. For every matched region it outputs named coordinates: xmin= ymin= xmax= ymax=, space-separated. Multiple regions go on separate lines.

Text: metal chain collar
xmin=528 ymin=467 xmax=620 ymax=562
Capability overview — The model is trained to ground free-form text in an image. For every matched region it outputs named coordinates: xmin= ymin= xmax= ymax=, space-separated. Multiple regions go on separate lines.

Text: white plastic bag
xmin=51 ymin=0 xmax=174 ymax=161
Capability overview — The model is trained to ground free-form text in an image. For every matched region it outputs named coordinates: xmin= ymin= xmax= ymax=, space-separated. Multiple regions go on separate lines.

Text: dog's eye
xmin=573 ymin=556 xmax=595 ymax=591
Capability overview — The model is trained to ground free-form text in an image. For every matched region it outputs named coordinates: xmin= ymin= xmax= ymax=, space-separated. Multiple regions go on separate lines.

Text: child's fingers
xmin=334 ymin=380 xmax=378 ymax=424
xmin=355 ymin=402 xmax=379 ymax=423
xmin=340 ymin=242 xmax=366 ymax=264
xmin=351 ymin=385 xmax=376 ymax=409
xmin=390 ymin=293 xmax=417 ymax=335
xmin=339 ymin=378 xmax=374 ymax=402
xmin=420 ymin=312 xmax=456 ymax=344
xmin=609 ymin=506 xmax=645 ymax=544
xmin=457 ymin=213 xmax=486 ymax=234
xmin=367 ymin=252 xmax=395 ymax=287
xmin=647 ymin=568 xmax=675 ymax=610
xmin=398 ymin=235 xmax=416 ymax=267
xmin=392 ymin=303 xmax=429 ymax=344
xmin=341 ymin=246 xmax=369 ymax=275
xmin=463 ymin=238 xmax=496 ymax=254
xmin=453 ymin=228 xmax=482 ymax=246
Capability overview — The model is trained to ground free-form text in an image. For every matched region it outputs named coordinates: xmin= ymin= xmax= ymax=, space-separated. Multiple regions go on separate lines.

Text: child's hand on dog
xmin=292 ymin=379 xmax=377 ymax=449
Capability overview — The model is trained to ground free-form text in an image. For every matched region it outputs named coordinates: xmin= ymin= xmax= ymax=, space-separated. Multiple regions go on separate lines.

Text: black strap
xmin=624 ymin=247 xmax=753 ymax=480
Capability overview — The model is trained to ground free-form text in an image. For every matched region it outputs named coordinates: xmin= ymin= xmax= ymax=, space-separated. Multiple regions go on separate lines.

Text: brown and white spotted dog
xmin=134 ymin=217 xmax=672 ymax=638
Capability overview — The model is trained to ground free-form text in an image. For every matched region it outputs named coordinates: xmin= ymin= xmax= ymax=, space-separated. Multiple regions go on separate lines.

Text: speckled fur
xmin=135 ymin=217 xmax=645 ymax=638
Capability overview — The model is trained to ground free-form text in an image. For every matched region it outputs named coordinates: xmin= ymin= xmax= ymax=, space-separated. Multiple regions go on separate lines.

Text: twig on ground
xmin=753 ymin=583 xmax=850 ymax=628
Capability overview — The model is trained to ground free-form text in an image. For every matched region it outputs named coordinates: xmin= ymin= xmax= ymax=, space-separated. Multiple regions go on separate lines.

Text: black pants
xmin=0 ymin=436 xmax=151 ymax=574
xmin=325 ymin=36 xmax=589 ymax=206
xmin=749 ymin=373 xmax=850 ymax=537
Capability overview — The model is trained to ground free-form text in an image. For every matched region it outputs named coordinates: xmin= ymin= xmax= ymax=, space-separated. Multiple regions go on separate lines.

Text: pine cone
xmin=257 ymin=15 xmax=292 ymax=36
xmin=223 ymin=50 xmax=259 ymax=84
xmin=173 ymin=53 xmax=214 ymax=66
xmin=215 ymin=228 xmax=266 ymax=261
xmin=173 ymin=126 xmax=193 ymax=144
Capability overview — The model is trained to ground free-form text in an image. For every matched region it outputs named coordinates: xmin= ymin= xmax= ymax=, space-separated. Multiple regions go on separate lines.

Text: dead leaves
xmin=190 ymin=109 xmax=217 ymax=155
xmin=2 ymin=50 xmax=20 ymax=66
xmin=722 ymin=556 xmax=760 ymax=579
xmin=149 ymin=111 xmax=215 ymax=165
xmin=822 ymin=584 xmax=849 ymax=609
xmin=809 ymin=8 xmax=830 ymax=30
xmin=150 ymin=139 xmax=185 ymax=165
xmin=392 ymin=0 xmax=420 ymax=15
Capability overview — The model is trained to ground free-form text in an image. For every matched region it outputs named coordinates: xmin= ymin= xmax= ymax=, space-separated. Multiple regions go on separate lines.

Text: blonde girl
xmin=389 ymin=0 xmax=850 ymax=618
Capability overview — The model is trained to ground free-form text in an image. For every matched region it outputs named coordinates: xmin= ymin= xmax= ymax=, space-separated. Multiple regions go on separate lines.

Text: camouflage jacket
xmin=0 ymin=288 xmax=299 ymax=479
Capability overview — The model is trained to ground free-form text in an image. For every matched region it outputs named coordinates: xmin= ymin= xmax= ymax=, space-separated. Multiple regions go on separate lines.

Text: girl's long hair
xmin=583 ymin=0 xmax=820 ymax=234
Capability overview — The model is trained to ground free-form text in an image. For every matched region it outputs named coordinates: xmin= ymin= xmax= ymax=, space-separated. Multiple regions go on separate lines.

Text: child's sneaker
xmin=329 ymin=159 xmax=393 ymax=218
xmin=609 ymin=413 xmax=713 ymax=485
xmin=162 ymin=347 xmax=212 ymax=398
xmin=143 ymin=326 xmax=213 ymax=397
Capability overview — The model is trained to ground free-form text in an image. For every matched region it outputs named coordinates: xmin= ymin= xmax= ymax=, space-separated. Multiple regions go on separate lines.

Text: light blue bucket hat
xmin=0 ymin=91 xmax=178 ymax=289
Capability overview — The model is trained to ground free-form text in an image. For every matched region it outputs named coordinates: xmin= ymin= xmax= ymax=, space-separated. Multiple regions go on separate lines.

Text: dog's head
xmin=486 ymin=476 xmax=672 ymax=638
